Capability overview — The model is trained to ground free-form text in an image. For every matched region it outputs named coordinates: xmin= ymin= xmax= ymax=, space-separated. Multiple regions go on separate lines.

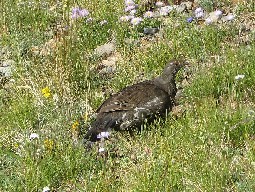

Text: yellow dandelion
xmin=41 ymin=86 xmax=51 ymax=98
xmin=71 ymin=121 xmax=79 ymax=133
xmin=44 ymin=139 xmax=54 ymax=151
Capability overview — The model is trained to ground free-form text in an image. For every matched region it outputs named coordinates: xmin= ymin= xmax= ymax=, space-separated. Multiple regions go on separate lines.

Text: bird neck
xmin=153 ymin=76 xmax=177 ymax=97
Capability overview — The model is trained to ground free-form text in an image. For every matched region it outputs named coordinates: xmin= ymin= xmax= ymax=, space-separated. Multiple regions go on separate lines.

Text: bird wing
xmin=96 ymin=81 xmax=169 ymax=113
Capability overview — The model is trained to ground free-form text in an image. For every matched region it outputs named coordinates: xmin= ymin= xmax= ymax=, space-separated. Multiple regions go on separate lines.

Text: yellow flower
xmin=44 ymin=139 xmax=54 ymax=151
xmin=72 ymin=121 xmax=79 ymax=133
xmin=41 ymin=86 xmax=51 ymax=98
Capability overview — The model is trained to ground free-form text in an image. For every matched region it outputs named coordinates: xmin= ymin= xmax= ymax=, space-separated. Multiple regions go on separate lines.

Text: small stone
xmin=94 ymin=42 xmax=115 ymax=57
xmin=2 ymin=59 xmax=15 ymax=67
xmin=143 ymin=27 xmax=159 ymax=35
xmin=0 ymin=60 xmax=13 ymax=77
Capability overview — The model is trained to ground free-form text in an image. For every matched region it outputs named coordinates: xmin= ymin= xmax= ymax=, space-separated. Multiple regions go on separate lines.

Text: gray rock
xmin=94 ymin=42 xmax=115 ymax=57
xmin=143 ymin=27 xmax=159 ymax=35
xmin=0 ymin=59 xmax=14 ymax=77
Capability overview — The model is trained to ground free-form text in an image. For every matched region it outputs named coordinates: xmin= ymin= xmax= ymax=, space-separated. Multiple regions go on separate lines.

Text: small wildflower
xmin=86 ymin=17 xmax=93 ymax=23
xmin=29 ymin=133 xmax=39 ymax=140
xmin=234 ymin=74 xmax=245 ymax=80
xmin=155 ymin=1 xmax=165 ymax=7
xmin=144 ymin=11 xmax=154 ymax=18
xmin=187 ymin=17 xmax=193 ymax=23
xmin=159 ymin=6 xmax=173 ymax=16
xmin=195 ymin=7 xmax=204 ymax=18
xmin=205 ymin=18 xmax=212 ymax=25
xmin=130 ymin=17 xmax=143 ymax=25
xmin=44 ymin=139 xmax=54 ymax=151
xmin=195 ymin=7 xmax=203 ymax=14
xmin=130 ymin=9 xmax=137 ymax=16
xmin=71 ymin=7 xmax=89 ymax=19
xmin=79 ymin=9 xmax=89 ymax=17
xmin=225 ymin=14 xmax=235 ymax=21
xmin=41 ymin=86 xmax=51 ymax=98
xmin=72 ymin=121 xmax=79 ymax=133
xmin=42 ymin=186 xmax=50 ymax=192
xmin=97 ymin=131 xmax=110 ymax=139
xmin=100 ymin=20 xmax=108 ymax=26
xmin=215 ymin=10 xmax=223 ymax=17
xmin=99 ymin=147 xmax=105 ymax=153
xmin=125 ymin=0 xmax=135 ymax=7
xmin=125 ymin=5 xmax=136 ymax=12
xmin=120 ymin=15 xmax=131 ymax=22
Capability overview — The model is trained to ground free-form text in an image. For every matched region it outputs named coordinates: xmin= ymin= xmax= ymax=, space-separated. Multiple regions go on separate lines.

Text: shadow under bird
xmin=84 ymin=60 xmax=187 ymax=142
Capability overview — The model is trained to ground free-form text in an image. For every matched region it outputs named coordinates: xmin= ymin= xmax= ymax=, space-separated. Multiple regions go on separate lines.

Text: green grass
xmin=1 ymin=0 xmax=255 ymax=191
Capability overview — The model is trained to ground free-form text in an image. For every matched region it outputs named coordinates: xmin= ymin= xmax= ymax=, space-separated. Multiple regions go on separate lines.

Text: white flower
xmin=155 ymin=1 xmax=165 ymax=7
xmin=29 ymin=133 xmax=39 ymax=140
xmin=225 ymin=14 xmax=235 ymax=21
xmin=195 ymin=11 xmax=204 ymax=18
xmin=125 ymin=0 xmax=135 ymax=7
xmin=120 ymin=15 xmax=131 ymax=22
xmin=159 ymin=6 xmax=173 ymax=16
xmin=98 ymin=147 xmax=105 ymax=153
xmin=234 ymin=74 xmax=245 ymax=80
xmin=215 ymin=10 xmax=223 ymax=17
xmin=42 ymin=186 xmax=50 ymax=192
xmin=100 ymin=20 xmax=108 ymax=26
xmin=144 ymin=11 xmax=154 ymax=18
xmin=130 ymin=17 xmax=143 ymax=25
xmin=97 ymin=131 xmax=110 ymax=139
xmin=125 ymin=5 xmax=135 ymax=12
xmin=205 ymin=18 xmax=212 ymax=25
xmin=195 ymin=7 xmax=203 ymax=14
xmin=130 ymin=9 xmax=137 ymax=16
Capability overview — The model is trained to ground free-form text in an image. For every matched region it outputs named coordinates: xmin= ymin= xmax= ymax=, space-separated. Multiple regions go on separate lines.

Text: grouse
xmin=84 ymin=60 xmax=186 ymax=142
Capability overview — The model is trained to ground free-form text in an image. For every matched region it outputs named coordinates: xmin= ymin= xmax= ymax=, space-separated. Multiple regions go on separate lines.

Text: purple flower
xmin=194 ymin=7 xmax=204 ymax=18
xmin=187 ymin=17 xmax=193 ymax=23
xmin=215 ymin=10 xmax=223 ymax=17
xmin=205 ymin=17 xmax=212 ymax=25
xmin=79 ymin=9 xmax=89 ymax=17
xmin=71 ymin=7 xmax=89 ymax=19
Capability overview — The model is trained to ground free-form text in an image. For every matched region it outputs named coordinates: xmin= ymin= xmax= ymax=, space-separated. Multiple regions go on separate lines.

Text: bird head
xmin=161 ymin=60 xmax=188 ymax=78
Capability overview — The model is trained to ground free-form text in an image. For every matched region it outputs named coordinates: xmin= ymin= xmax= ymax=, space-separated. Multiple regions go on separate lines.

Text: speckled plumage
xmin=84 ymin=60 xmax=185 ymax=142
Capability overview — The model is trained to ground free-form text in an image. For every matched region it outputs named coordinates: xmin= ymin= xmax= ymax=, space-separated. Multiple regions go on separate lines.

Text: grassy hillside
xmin=1 ymin=0 xmax=255 ymax=191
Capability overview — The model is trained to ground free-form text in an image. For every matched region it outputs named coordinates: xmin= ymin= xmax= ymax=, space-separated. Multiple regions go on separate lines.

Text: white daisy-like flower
xmin=125 ymin=5 xmax=135 ymax=12
xmin=155 ymin=1 xmax=165 ymax=7
xmin=97 ymin=131 xmax=110 ymax=139
xmin=130 ymin=17 xmax=143 ymax=25
xmin=99 ymin=147 xmax=105 ymax=153
xmin=29 ymin=133 xmax=39 ymax=140
xmin=144 ymin=11 xmax=154 ymax=18
xmin=42 ymin=186 xmax=50 ymax=192
xmin=195 ymin=7 xmax=203 ymax=14
xmin=100 ymin=20 xmax=108 ymax=26
xmin=159 ymin=6 xmax=173 ymax=16
xmin=225 ymin=14 xmax=235 ymax=21
xmin=214 ymin=10 xmax=223 ymax=17
xmin=130 ymin=9 xmax=137 ymax=16
xmin=234 ymin=74 xmax=245 ymax=80
xmin=125 ymin=0 xmax=135 ymax=7
xmin=120 ymin=15 xmax=131 ymax=22
xmin=205 ymin=18 xmax=212 ymax=25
